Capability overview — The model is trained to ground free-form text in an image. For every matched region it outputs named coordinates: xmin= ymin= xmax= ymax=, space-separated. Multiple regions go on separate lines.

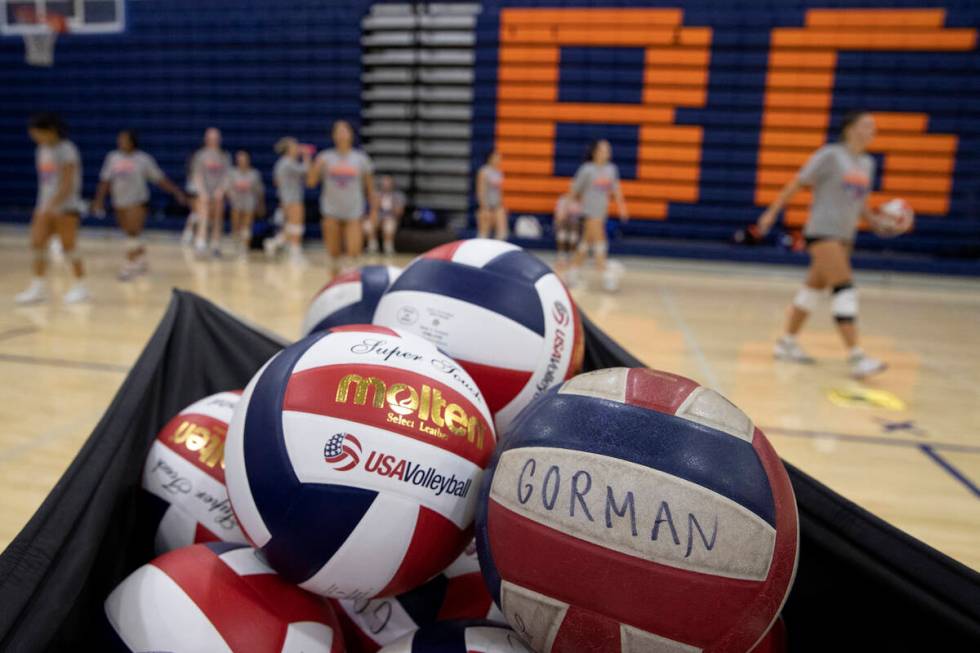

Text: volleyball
xmin=876 ymin=198 xmax=915 ymax=237
xmin=141 ymin=390 xmax=248 ymax=553
xmin=476 ymin=367 xmax=799 ymax=653
xmin=373 ymin=239 xmax=584 ymax=432
xmin=303 ymin=265 xmax=402 ymax=336
xmin=224 ymin=324 xmax=496 ymax=598
xmin=333 ymin=539 xmax=502 ymax=652
xmin=104 ymin=542 xmax=345 ymax=652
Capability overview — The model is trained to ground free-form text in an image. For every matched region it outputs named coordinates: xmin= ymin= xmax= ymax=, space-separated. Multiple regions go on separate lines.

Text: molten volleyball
xmin=377 ymin=621 xmax=530 ymax=653
xmin=373 ymin=239 xmax=583 ymax=432
xmin=333 ymin=539 xmax=503 ymax=653
xmin=104 ymin=542 xmax=345 ymax=653
xmin=476 ymin=368 xmax=799 ymax=653
xmin=225 ymin=325 xmax=496 ymax=599
xmin=142 ymin=391 xmax=248 ymax=553
xmin=303 ymin=265 xmax=402 ymax=336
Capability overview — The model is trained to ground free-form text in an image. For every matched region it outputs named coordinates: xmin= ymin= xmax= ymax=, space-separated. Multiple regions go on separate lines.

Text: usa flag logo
xmin=324 ymin=432 xmax=362 ymax=472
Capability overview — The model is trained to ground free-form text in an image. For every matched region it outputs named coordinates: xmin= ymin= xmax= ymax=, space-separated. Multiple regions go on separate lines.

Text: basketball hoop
xmin=15 ymin=6 xmax=67 ymax=67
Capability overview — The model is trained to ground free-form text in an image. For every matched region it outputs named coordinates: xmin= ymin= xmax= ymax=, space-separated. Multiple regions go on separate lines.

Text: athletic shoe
xmin=211 ymin=247 xmax=223 ymax=259
xmin=383 ymin=241 xmax=395 ymax=256
xmin=774 ymin=336 xmax=815 ymax=364
xmin=62 ymin=283 xmax=91 ymax=304
xmin=289 ymin=249 xmax=307 ymax=266
xmin=367 ymin=238 xmax=379 ymax=254
xmin=181 ymin=226 xmax=195 ymax=245
xmin=14 ymin=279 xmax=47 ymax=305
xmin=850 ymin=354 xmax=887 ymax=379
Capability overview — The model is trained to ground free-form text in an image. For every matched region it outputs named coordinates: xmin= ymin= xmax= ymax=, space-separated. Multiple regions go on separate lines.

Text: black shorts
xmin=805 ymin=236 xmax=850 ymax=247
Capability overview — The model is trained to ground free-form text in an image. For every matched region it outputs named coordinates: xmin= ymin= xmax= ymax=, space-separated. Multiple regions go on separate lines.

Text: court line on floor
xmin=763 ymin=426 xmax=980 ymax=454
xmin=0 ymin=326 xmax=39 ymax=342
xmin=656 ymin=285 xmax=724 ymax=391
xmin=0 ymin=353 xmax=129 ymax=373
xmin=918 ymin=445 xmax=980 ymax=499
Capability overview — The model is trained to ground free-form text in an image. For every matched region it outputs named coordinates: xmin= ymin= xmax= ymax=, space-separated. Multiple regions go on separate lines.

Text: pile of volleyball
xmin=110 ymin=239 xmax=798 ymax=653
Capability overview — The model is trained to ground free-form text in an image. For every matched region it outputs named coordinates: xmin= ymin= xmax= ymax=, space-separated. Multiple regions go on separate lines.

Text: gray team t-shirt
xmin=798 ymin=143 xmax=875 ymax=241
xmin=36 ymin=140 xmax=83 ymax=214
xmin=316 ymin=149 xmax=373 ymax=220
xmin=99 ymin=150 xmax=164 ymax=208
xmin=227 ymin=168 xmax=263 ymax=212
xmin=571 ymin=162 xmax=620 ymax=220
xmin=479 ymin=165 xmax=503 ymax=209
xmin=190 ymin=148 xmax=231 ymax=197
xmin=274 ymin=156 xmax=308 ymax=205
xmin=378 ymin=189 xmax=406 ymax=221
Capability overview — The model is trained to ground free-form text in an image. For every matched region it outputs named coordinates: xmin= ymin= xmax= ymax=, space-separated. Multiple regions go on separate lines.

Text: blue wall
xmin=0 ymin=0 xmax=977 ymax=262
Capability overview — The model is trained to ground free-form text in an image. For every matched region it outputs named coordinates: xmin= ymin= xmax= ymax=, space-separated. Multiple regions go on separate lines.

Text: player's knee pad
xmin=593 ymin=240 xmax=608 ymax=257
xmin=382 ymin=220 xmax=396 ymax=237
xmin=362 ymin=220 xmax=373 ymax=235
xmin=793 ymin=286 xmax=821 ymax=313
xmin=576 ymin=240 xmax=589 ymax=255
xmin=568 ymin=229 xmax=580 ymax=245
xmin=831 ymin=282 xmax=857 ymax=323
xmin=284 ymin=223 xmax=304 ymax=237
xmin=555 ymin=230 xmax=568 ymax=245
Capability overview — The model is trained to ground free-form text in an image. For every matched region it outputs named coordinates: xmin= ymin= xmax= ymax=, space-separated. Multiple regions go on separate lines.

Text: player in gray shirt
xmin=476 ymin=151 xmax=507 ymax=240
xmin=16 ymin=114 xmax=90 ymax=305
xmin=271 ymin=137 xmax=312 ymax=263
xmin=92 ymin=130 xmax=186 ymax=280
xmin=375 ymin=175 xmax=406 ymax=256
xmin=569 ymin=139 xmax=629 ymax=291
xmin=307 ymin=120 xmax=377 ymax=275
xmin=227 ymin=151 xmax=265 ymax=257
xmin=190 ymin=127 xmax=231 ymax=257
xmin=758 ymin=110 xmax=897 ymax=378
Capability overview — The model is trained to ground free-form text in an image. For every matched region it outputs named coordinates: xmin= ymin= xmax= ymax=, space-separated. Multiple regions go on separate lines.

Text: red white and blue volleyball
xmin=103 ymin=542 xmax=345 ymax=652
xmin=141 ymin=391 xmax=248 ymax=553
xmin=224 ymin=324 xmax=496 ymax=599
xmin=333 ymin=539 xmax=504 ymax=653
xmin=377 ymin=620 xmax=530 ymax=653
xmin=373 ymin=239 xmax=584 ymax=432
xmin=475 ymin=367 xmax=799 ymax=653
xmin=303 ymin=265 xmax=402 ymax=336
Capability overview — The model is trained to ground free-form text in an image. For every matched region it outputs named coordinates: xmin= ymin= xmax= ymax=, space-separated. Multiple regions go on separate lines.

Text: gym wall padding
xmin=0 ymin=290 xmax=977 ymax=651
xmin=0 ymin=0 xmax=978 ymax=260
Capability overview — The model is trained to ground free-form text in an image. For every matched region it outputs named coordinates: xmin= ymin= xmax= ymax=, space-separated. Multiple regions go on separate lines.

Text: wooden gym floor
xmin=0 ymin=225 xmax=977 ymax=569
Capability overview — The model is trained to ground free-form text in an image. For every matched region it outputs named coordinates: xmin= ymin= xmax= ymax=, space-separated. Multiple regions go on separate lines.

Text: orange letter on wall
xmin=756 ymin=9 xmax=976 ymax=226
xmin=495 ymin=9 xmax=711 ymax=219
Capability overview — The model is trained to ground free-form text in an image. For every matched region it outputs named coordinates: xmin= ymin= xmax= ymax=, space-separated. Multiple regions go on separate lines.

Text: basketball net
xmin=15 ymin=6 xmax=67 ymax=67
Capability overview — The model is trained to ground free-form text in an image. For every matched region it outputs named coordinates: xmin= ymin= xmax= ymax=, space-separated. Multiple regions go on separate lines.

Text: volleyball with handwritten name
xmin=475 ymin=368 xmax=799 ymax=653
xmin=225 ymin=325 xmax=496 ymax=599
xmin=377 ymin=620 xmax=531 ymax=653
xmin=373 ymin=239 xmax=584 ymax=433
xmin=142 ymin=390 xmax=248 ymax=554
xmin=332 ymin=539 xmax=504 ymax=653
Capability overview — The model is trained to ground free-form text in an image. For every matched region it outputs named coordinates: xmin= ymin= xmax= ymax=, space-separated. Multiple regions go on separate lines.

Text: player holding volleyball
xmin=307 ymin=120 xmax=377 ymax=276
xmin=92 ymin=130 xmax=186 ymax=280
xmin=15 ymin=114 xmax=89 ymax=305
xmin=271 ymin=137 xmax=311 ymax=264
xmin=227 ymin=150 xmax=265 ymax=258
xmin=757 ymin=111 xmax=909 ymax=379
xmin=476 ymin=150 xmax=507 ymax=239
xmin=190 ymin=127 xmax=231 ymax=257
xmin=569 ymin=139 xmax=629 ymax=291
